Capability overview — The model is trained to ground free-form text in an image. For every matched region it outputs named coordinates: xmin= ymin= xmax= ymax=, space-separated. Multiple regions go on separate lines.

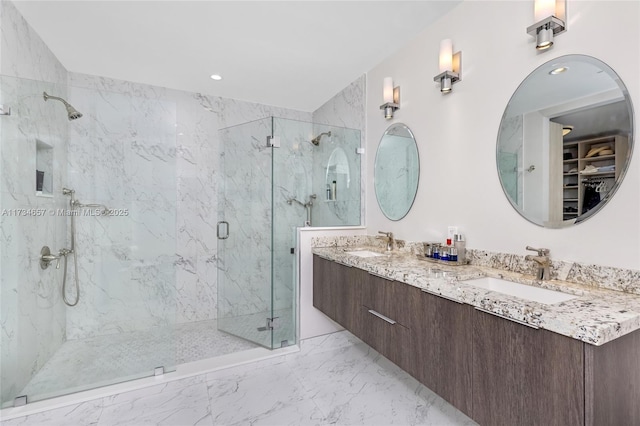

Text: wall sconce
xmin=379 ymin=77 xmax=400 ymax=120
xmin=526 ymin=0 xmax=566 ymax=51
xmin=433 ymin=39 xmax=462 ymax=94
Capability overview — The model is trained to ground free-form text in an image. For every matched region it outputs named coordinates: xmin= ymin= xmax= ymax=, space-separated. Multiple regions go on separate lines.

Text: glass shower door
xmin=217 ymin=118 xmax=274 ymax=348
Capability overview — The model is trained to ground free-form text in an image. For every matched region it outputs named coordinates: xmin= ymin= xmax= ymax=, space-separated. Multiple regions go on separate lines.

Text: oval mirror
xmin=497 ymin=55 xmax=634 ymax=228
xmin=374 ymin=123 xmax=419 ymax=220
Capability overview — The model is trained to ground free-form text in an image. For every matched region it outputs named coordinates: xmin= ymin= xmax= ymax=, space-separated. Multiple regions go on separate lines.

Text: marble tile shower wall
xmin=0 ymin=0 xmax=70 ymax=404
xmin=67 ymin=74 xmax=312 ymax=336
xmin=312 ymin=75 xmax=365 ymax=226
xmin=64 ymin=81 xmax=179 ymax=340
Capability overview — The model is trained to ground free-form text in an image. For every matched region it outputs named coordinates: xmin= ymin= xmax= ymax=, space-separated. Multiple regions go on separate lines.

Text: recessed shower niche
xmin=35 ymin=138 xmax=53 ymax=196
xmin=325 ymin=147 xmax=350 ymax=202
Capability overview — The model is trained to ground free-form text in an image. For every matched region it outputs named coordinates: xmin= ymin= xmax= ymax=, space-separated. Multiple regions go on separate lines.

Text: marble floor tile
xmin=19 ymin=319 xmax=258 ymax=401
xmin=2 ymin=331 xmax=477 ymax=426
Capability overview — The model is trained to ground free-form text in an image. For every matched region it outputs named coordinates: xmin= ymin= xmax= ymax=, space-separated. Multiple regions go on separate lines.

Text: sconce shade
xmin=383 ymin=77 xmax=394 ymax=103
xmin=439 ymin=39 xmax=453 ymax=73
xmin=534 ymin=0 xmax=556 ymax=21
xmin=434 ymin=39 xmax=461 ymax=94
xmin=380 ymin=78 xmax=400 ymax=119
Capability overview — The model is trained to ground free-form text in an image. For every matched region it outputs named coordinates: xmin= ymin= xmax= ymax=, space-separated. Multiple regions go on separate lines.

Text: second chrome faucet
xmin=525 ymin=246 xmax=551 ymax=280
xmin=378 ymin=231 xmax=395 ymax=251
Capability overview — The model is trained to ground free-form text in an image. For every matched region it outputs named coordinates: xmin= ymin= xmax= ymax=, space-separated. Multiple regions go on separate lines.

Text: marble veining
xmin=1 ymin=331 xmax=475 ymax=426
xmin=313 ymin=237 xmax=640 ymax=346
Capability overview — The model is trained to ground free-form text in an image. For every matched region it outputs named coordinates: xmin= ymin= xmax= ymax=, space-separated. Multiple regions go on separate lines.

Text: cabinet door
xmin=472 ymin=309 xmax=584 ymax=426
xmin=585 ymin=328 xmax=640 ymax=426
xmin=312 ymin=255 xmax=337 ymax=319
xmin=413 ymin=291 xmax=472 ymax=416
xmin=334 ymin=266 xmax=366 ymax=337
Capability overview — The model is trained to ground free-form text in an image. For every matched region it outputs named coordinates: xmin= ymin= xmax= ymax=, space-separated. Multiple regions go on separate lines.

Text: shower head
xmin=43 ymin=92 xmax=83 ymax=121
xmin=311 ymin=131 xmax=331 ymax=146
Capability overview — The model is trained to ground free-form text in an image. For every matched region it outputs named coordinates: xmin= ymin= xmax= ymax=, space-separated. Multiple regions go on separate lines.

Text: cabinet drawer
xmin=362 ymin=273 xmax=420 ymax=327
xmin=361 ymin=305 xmax=413 ymax=372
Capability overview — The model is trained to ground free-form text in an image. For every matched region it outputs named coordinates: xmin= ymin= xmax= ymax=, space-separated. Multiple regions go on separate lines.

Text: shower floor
xmin=18 ymin=318 xmax=263 ymax=401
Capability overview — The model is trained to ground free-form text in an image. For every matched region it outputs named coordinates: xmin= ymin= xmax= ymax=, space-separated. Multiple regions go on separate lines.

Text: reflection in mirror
xmin=374 ymin=123 xmax=419 ymax=221
xmin=497 ymin=55 xmax=634 ymax=228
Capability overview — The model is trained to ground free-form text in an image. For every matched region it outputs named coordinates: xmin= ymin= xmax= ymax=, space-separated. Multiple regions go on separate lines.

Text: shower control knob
xmin=39 ymin=246 xmax=64 ymax=269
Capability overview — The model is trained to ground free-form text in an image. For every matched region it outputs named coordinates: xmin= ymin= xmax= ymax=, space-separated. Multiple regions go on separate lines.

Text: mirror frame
xmin=374 ymin=123 xmax=420 ymax=221
xmin=496 ymin=54 xmax=634 ymax=228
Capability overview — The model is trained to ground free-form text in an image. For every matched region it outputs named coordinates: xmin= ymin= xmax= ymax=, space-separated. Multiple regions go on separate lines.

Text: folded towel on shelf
xmin=580 ymin=165 xmax=599 ymax=174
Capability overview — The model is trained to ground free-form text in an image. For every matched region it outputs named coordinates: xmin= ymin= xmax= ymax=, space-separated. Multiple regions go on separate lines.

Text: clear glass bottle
xmin=454 ymin=234 xmax=466 ymax=265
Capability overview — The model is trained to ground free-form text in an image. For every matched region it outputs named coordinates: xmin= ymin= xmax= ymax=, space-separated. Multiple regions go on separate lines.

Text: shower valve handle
xmin=39 ymin=246 xmax=72 ymax=269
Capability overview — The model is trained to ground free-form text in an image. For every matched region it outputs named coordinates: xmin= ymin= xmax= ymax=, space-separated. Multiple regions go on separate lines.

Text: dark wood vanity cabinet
xmin=471 ymin=308 xmax=584 ymax=426
xmin=412 ymin=291 xmax=473 ymax=417
xmin=312 ymin=255 xmax=640 ymax=425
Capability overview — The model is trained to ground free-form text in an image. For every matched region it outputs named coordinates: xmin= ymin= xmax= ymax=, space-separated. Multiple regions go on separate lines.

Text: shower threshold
xmin=1 ymin=321 xmax=299 ymax=421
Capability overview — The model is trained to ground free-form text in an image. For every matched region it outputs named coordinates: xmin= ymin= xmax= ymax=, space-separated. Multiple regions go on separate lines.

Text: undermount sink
xmin=345 ymin=250 xmax=386 ymax=258
xmin=463 ymin=277 xmax=577 ymax=305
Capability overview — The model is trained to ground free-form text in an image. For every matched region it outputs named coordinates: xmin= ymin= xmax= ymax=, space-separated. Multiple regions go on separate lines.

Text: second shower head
xmin=311 ymin=131 xmax=331 ymax=146
xmin=43 ymin=92 xmax=83 ymax=121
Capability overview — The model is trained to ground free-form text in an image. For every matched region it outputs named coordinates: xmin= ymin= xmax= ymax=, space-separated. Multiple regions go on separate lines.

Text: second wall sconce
xmin=433 ymin=39 xmax=462 ymax=94
xmin=380 ymin=77 xmax=400 ymax=120
xmin=526 ymin=0 xmax=566 ymax=50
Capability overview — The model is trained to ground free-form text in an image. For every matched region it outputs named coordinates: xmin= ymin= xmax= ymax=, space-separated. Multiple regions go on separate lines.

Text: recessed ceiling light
xmin=210 ymin=74 xmax=223 ymax=81
xmin=549 ymin=66 xmax=569 ymax=75
xmin=562 ymin=125 xmax=573 ymax=136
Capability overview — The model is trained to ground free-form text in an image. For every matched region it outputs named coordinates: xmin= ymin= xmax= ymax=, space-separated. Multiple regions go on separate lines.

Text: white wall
xmin=366 ymin=1 xmax=640 ymax=269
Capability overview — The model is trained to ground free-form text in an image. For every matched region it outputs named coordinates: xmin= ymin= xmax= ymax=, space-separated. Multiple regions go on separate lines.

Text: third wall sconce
xmin=526 ymin=0 xmax=566 ymax=50
xmin=433 ymin=39 xmax=462 ymax=94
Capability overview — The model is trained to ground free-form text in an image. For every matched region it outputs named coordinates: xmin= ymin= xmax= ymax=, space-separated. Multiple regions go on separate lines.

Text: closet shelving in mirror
xmin=561 ymin=134 xmax=628 ymax=221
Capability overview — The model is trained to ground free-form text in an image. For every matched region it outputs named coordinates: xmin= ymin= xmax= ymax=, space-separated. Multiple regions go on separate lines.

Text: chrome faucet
xmin=377 ymin=231 xmax=395 ymax=251
xmin=525 ymin=246 xmax=551 ymax=280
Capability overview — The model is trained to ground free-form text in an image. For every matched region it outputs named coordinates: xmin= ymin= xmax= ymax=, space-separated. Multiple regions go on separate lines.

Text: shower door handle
xmin=217 ymin=221 xmax=229 ymax=239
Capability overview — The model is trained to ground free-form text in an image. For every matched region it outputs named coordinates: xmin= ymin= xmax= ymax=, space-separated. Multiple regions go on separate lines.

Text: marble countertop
xmin=313 ymin=246 xmax=640 ymax=346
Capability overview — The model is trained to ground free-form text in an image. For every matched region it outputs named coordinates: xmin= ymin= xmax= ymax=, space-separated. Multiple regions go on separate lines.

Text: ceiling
xmin=13 ymin=1 xmax=461 ymax=112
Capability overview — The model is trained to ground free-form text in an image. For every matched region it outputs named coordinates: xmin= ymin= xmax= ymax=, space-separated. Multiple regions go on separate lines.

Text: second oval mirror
xmin=497 ymin=55 xmax=634 ymax=228
xmin=374 ymin=123 xmax=419 ymax=221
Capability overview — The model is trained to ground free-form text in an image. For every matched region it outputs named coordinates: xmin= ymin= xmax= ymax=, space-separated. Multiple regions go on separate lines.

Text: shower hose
xmin=61 ymin=210 xmax=80 ymax=307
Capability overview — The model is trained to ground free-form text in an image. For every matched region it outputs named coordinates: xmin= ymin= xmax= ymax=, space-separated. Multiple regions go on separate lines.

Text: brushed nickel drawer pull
xmin=368 ymin=271 xmax=394 ymax=281
xmin=368 ymin=309 xmax=397 ymax=325
xmin=422 ymin=288 xmax=463 ymax=304
xmin=474 ymin=307 xmax=539 ymax=329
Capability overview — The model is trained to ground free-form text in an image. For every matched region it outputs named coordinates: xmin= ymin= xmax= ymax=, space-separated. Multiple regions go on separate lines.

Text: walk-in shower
xmin=0 ymin=75 xmax=361 ymax=410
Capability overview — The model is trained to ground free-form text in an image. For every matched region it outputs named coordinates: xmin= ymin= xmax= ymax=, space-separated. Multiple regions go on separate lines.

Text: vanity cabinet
xmin=312 ymin=255 xmax=640 ymax=425
xmin=412 ymin=291 xmax=473 ymax=417
xmin=472 ymin=308 xmax=584 ymax=426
